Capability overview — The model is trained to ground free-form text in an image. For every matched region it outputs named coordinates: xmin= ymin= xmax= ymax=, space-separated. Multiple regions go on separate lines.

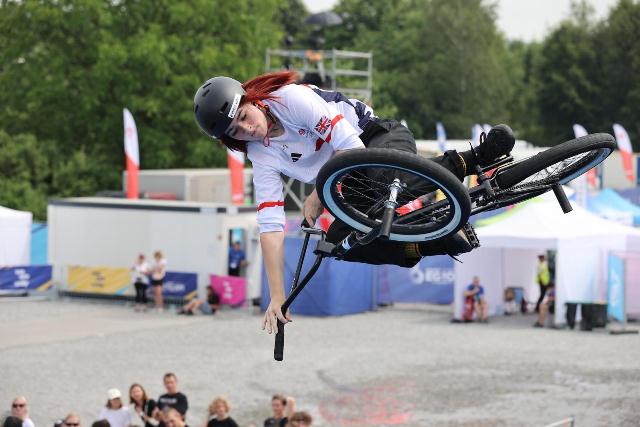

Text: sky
xmin=302 ymin=0 xmax=619 ymax=42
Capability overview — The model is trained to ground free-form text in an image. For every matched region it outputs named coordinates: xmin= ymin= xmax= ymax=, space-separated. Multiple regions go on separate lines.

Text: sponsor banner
xmin=161 ymin=272 xmax=198 ymax=298
xmin=67 ymin=266 xmax=131 ymax=295
xmin=0 ymin=266 xmax=53 ymax=292
xmin=607 ymin=253 xmax=625 ymax=322
xmin=378 ymin=255 xmax=454 ymax=304
xmin=210 ymin=274 xmax=246 ymax=306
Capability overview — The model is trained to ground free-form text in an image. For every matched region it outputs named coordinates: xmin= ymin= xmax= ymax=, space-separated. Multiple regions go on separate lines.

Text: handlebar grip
xmin=274 ymin=320 xmax=285 ymax=361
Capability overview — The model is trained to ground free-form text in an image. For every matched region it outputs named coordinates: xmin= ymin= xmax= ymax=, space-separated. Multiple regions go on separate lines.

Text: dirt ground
xmin=1 ymin=297 xmax=638 ymax=427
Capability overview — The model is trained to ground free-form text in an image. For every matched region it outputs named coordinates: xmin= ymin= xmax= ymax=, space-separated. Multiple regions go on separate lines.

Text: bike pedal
xmin=461 ymin=223 xmax=480 ymax=249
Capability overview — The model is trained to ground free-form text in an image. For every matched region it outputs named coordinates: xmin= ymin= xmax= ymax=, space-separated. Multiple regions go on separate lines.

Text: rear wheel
xmin=316 ymin=149 xmax=471 ymax=242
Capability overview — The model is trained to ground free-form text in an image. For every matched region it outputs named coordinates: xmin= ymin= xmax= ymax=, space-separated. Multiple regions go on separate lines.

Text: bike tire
xmin=494 ymin=133 xmax=616 ymax=190
xmin=316 ymin=148 xmax=471 ymax=242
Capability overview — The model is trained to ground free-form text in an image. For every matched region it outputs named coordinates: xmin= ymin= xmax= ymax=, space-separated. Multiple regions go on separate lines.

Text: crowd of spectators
xmin=3 ymin=374 xmax=313 ymax=427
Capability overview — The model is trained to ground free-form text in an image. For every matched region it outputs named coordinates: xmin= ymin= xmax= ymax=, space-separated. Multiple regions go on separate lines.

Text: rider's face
xmin=225 ymin=103 xmax=268 ymax=142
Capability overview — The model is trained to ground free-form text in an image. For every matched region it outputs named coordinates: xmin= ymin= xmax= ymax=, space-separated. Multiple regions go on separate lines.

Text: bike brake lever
xmin=300 ymin=219 xmax=325 ymax=236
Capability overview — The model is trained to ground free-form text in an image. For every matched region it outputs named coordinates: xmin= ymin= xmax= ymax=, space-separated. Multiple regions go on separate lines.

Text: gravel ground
xmin=0 ymin=297 xmax=639 ymax=427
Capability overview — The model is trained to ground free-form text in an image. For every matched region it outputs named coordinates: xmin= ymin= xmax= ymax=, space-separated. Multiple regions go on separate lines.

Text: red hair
xmin=220 ymin=70 xmax=299 ymax=152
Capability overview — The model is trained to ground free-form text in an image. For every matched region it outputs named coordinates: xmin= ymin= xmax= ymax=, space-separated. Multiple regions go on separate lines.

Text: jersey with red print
xmin=247 ymin=84 xmax=375 ymax=233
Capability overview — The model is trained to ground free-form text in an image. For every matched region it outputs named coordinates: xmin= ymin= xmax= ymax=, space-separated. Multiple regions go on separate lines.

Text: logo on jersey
xmin=314 ymin=116 xmax=331 ymax=135
xmin=291 ymin=153 xmax=302 ymax=162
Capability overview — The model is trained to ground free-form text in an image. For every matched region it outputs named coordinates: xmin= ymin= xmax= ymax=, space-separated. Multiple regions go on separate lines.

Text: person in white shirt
xmin=10 ymin=396 xmax=34 ymax=427
xmin=132 ymin=254 xmax=151 ymax=311
xmin=150 ymin=251 xmax=167 ymax=312
xmin=193 ymin=71 xmax=515 ymax=334
xmin=98 ymin=389 xmax=131 ymax=427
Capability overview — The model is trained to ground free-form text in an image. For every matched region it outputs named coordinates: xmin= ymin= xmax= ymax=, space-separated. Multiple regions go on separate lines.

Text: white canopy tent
xmin=454 ymin=193 xmax=640 ymax=325
xmin=0 ymin=206 xmax=32 ymax=266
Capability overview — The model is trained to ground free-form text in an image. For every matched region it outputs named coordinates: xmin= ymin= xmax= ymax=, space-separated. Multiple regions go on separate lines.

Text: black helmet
xmin=193 ymin=76 xmax=246 ymax=138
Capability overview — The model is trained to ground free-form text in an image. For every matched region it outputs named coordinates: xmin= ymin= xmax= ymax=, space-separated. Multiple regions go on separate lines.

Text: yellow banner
xmin=67 ymin=266 xmax=131 ymax=295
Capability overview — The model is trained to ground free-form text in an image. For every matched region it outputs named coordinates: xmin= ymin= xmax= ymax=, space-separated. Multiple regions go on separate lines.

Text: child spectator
xmin=206 ymin=397 xmax=238 ymax=427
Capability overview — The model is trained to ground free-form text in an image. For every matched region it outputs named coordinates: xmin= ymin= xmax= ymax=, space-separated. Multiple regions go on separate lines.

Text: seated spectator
xmin=463 ymin=276 xmax=489 ymax=322
xmin=3 ymin=417 xmax=23 ymax=427
xmin=162 ymin=409 xmax=185 ymax=427
xmin=157 ymin=373 xmax=188 ymax=419
xmin=533 ymin=282 xmax=556 ymax=328
xmin=62 ymin=414 xmax=82 ymax=427
xmin=286 ymin=412 xmax=313 ymax=427
xmin=264 ymin=395 xmax=295 ymax=427
xmin=98 ymin=389 xmax=131 ymax=427
xmin=178 ymin=287 xmax=220 ymax=316
xmin=10 ymin=396 xmax=34 ymax=427
xmin=129 ymin=383 xmax=158 ymax=427
xmin=503 ymin=288 xmax=518 ymax=315
xmin=206 ymin=397 xmax=238 ymax=427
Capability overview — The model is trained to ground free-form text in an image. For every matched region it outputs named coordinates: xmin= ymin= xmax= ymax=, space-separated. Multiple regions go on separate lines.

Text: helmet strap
xmin=253 ymin=100 xmax=277 ymax=147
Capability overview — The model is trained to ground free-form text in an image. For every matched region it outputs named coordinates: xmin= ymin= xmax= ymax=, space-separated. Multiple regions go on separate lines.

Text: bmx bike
xmin=273 ymin=133 xmax=616 ymax=361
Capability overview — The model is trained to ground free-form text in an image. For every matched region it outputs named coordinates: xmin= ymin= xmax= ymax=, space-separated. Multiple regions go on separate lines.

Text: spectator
xmin=90 ymin=421 xmax=109 ymax=427
xmin=132 ymin=254 xmax=151 ymax=311
xmin=151 ymin=250 xmax=168 ymax=312
xmin=3 ymin=417 xmax=23 ymax=427
xmin=157 ymin=373 xmax=188 ymax=419
xmin=178 ymin=287 xmax=220 ymax=316
xmin=62 ymin=414 xmax=81 ymax=427
xmin=264 ymin=396 xmax=295 ymax=427
xmin=98 ymin=389 xmax=131 ymax=427
xmin=533 ymin=282 xmax=556 ymax=328
xmin=206 ymin=397 xmax=238 ymax=427
xmin=228 ymin=242 xmax=248 ymax=277
xmin=129 ymin=384 xmax=158 ymax=427
xmin=535 ymin=253 xmax=550 ymax=313
xmin=10 ymin=396 xmax=34 ymax=427
xmin=162 ymin=409 xmax=185 ymax=427
xmin=463 ymin=276 xmax=489 ymax=323
xmin=287 ymin=412 xmax=313 ymax=427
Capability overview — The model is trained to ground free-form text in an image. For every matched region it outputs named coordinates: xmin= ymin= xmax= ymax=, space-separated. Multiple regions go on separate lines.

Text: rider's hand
xmin=262 ymin=297 xmax=292 ymax=334
xmin=303 ymin=189 xmax=325 ymax=226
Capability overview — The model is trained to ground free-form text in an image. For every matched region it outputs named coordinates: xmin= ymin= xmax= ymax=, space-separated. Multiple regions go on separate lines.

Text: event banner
xmin=67 ymin=267 xmax=198 ymax=298
xmin=377 ymin=255 xmax=454 ymax=304
xmin=161 ymin=272 xmax=198 ymax=298
xmin=67 ymin=266 xmax=131 ymax=295
xmin=210 ymin=274 xmax=246 ymax=306
xmin=0 ymin=266 xmax=52 ymax=292
xmin=607 ymin=253 xmax=625 ymax=322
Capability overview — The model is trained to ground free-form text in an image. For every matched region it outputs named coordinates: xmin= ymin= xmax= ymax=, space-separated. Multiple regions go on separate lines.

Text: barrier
xmin=0 ymin=266 xmax=53 ymax=293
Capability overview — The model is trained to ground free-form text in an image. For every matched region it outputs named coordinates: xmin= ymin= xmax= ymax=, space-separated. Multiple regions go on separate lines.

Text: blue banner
xmin=157 ymin=272 xmax=198 ymax=298
xmin=378 ymin=255 xmax=454 ymax=304
xmin=0 ymin=266 xmax=52 ymax=292
xmin=607 ymin=253 xmax=625 ymax=322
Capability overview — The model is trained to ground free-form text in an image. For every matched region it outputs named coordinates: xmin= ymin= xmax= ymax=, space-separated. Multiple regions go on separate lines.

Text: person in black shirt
xmin=157 ymin=373 xmax=188 ymax=419
xmin=206 ymin=397 xmax=238 ymax=427
xmin=129 ymin=383 xmax=158 ymax=427
xmin=263 ymin=395 xmax=295 ymax=427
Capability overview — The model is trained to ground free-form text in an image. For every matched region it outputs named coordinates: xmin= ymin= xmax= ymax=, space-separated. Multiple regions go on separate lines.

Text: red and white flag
xmin=123 ymin=108 xmax=139 ymax=199
xmin=227 ymin=149 xmax=245 ymax=205
xmin=613 ymin=123 xmax=634 ymax=183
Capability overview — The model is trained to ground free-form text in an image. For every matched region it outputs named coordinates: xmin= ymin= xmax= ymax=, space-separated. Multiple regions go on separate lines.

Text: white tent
xmin=454 ymin=193 xmax=640 ymax=325
xmin=0 ymin=206 xmax=32 ymax=266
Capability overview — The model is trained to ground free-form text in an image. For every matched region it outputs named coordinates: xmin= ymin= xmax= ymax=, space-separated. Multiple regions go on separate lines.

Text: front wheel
xmin=316 ymin=148 xmax=471 ymax=242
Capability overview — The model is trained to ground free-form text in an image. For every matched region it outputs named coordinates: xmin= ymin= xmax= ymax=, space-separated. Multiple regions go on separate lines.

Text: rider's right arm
xmin=260 ymin=231 xmax=285 ymax=303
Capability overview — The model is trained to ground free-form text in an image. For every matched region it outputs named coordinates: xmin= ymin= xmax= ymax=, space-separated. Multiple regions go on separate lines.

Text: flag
xmin=471 ymin=124 xmax=483 ymax=147
xmin=436 ymin=122 xmax=446 ymax=152
xmin=573 ymin=124 xmax=598 ymax=188
xmin=613 ymin=123 xmax=634 ymax=183
xmin=123 ymin=108 xmax=139 ymax=199
xmin=571 ymin=124 xmax=589 ymax=206
xmin=227 ymin=149 xmax=245 ymax=205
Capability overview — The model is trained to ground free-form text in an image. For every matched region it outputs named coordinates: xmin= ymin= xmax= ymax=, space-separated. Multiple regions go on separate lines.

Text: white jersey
xmin=247 ymin=84 xmax=375 ymax=233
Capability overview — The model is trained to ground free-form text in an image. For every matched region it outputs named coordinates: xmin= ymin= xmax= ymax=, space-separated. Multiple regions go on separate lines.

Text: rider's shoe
xmin=417 ymin=223 xmax=480 ymax=257
xmin=476 ymin=124 xmax=515 ymax=167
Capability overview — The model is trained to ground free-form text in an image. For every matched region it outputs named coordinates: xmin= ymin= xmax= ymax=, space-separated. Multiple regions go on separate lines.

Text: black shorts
xmin=151 ymin=278 xmax=164 ymax=287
